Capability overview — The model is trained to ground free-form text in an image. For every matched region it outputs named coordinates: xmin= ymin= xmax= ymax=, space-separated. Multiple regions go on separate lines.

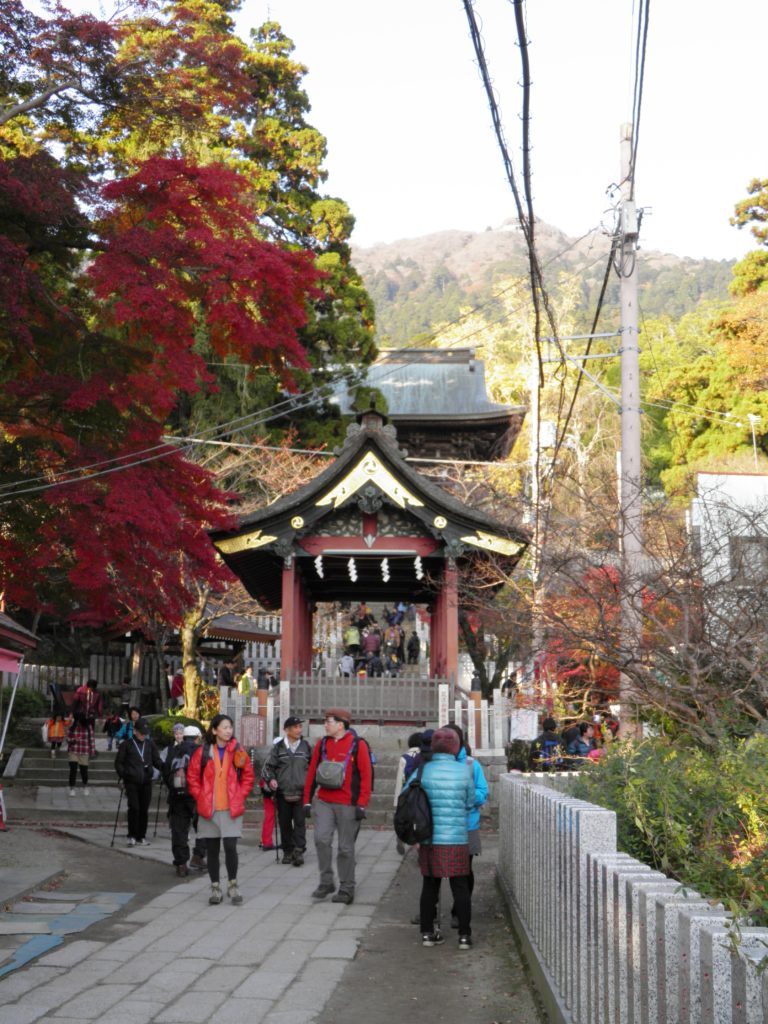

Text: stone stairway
xmin=15 ymin=746 xmax=119 ymax=788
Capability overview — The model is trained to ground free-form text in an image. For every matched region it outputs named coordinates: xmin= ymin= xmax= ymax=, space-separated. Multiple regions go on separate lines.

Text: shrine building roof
xmin=210 ymin=407 xmax=529 ymax=609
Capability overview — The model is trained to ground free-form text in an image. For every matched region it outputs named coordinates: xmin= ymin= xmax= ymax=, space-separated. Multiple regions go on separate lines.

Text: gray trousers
xmin=313 ymin=799 xmax=359 ymax=895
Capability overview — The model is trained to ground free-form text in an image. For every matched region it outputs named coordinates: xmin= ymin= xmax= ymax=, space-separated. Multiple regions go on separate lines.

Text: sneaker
xmin=136 ymin=838 xmax=151 ymax=847
xmin=50 ymin=750 xmax=56 ymax=759
xmin=68 ymin=789 xmax=76 ymax=797
xmin=311 ymin=884 xmax=336 ymax=900
xmin=331 ymin=891 xmax=354 ymax=905
xmin=227 ymin=880 xmax=243 ymax=905
xmin=127 ymin=837 xmax=136 ymax=847
xmin=281 ymin=851 xmax=294 ymax=865
xmin=292 ymin=851 xmax=304 ymax=867
xmin=83 ymin=787 xmax=90 ymax=796
xmin=209 ymin=883 xmax=223 ymax=905
xmin=458 ymin=935 xmax=473 ymax=950
xmin=450 ymin=914 xmax=459 ymax=929
xmin=422 ymin=931 xmax=445 ymax=947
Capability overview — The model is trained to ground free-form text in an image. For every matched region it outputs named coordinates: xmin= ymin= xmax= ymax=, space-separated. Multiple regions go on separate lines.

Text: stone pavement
xmin=0 ymin=827 xmax=544 ymax=1024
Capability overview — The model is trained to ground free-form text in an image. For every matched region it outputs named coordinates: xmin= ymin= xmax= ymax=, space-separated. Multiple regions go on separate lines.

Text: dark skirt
xmin=418 ymin=843 xmax=470 ymax=878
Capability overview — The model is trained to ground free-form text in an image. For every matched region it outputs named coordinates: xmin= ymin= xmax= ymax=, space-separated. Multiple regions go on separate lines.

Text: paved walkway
xmin=0 ymin=826 xmax=544 ymax=1024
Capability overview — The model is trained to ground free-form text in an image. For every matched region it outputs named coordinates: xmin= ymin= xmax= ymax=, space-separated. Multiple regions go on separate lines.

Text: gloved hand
xmin=303 ymin=804 xmax=312 ymax=818
xmin=355 ymin=805 xmax=366 ymax=821
xmin=269 ymin=779 xmax=278 ymax=791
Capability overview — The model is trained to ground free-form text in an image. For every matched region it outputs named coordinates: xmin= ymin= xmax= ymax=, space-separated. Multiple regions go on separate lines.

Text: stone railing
xmin=498 ymin=772 xmax=768 ymax=1024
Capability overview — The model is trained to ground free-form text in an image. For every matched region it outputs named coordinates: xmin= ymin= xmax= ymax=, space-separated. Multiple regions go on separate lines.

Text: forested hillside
xmin=352 ymin=220 xmax=734 ymax=346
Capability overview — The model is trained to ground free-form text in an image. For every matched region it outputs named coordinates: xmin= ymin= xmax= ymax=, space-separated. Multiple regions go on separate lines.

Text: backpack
xmin=318 ymin=735 xmax=376 ymax=801
xmin=537 ymin=737 xmax=564 ymax=771
xmin=168 ymin=748 xmax=191 ymax=791
xmin=393 ymin=762 xmax=433 ymax=845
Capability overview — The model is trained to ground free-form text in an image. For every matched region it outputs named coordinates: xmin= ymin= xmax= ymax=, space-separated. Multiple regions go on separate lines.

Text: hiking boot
xmin=281 ymin=851 xmax=294 ymax=865
xmin=176 ymin=864 xmax=189 ymax=877
xmin=227 ymin=880 xmax=243 ymax=905
xmin=422 ymin=931 xmax=445 ymax=947
xmin=190 ymin=854 xmax=206 ymax=872
xmin=331 ymin=891 xmax=354 ymax=905
xmin=292 ymin=851 xmax=304 ymax=867
xmin=208 ymin=883 xmax=223 ymax=905
xmin=311 ymin=884 xmax=336 ymax=900
xmin=458 ymin=935 xmax=473 ymax=950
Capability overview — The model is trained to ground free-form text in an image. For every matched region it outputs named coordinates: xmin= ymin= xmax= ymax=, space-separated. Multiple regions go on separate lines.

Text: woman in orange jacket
xmin=187 ymin=714 xmax=254 ymax=906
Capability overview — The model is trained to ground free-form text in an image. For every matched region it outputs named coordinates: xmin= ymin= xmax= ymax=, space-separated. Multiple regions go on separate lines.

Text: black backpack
xmin=393 ymin=762 xmax=433 ymax=845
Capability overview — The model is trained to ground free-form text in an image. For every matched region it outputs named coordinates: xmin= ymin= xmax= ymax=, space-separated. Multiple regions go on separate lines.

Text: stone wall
xmin=498 ymin=772 xmax=768 ymax=1024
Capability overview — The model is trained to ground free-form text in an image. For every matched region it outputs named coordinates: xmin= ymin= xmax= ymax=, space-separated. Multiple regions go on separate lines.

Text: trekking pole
xmin=153 ymin=778 xmax=163 ymax=837
xmin=110 ymin=785 xmax=124 ymax=847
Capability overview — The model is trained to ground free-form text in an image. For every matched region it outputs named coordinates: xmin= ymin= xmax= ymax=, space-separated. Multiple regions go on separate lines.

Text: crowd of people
xmin=48 ymin=674 xmax=488 ymax=950
xmin=528 ymin=713 xmax=620 ymax=770
xmin=340 ymin=600 xmax=421 ymax=678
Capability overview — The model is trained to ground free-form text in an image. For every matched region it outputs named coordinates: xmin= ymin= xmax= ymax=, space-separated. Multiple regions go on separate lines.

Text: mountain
xmin=351 ymin=220 xmax=736 ymax=346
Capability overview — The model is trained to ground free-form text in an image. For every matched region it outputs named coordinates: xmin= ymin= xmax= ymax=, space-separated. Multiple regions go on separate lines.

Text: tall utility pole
xmin=618 ymin=123 xmax=643 ymax=728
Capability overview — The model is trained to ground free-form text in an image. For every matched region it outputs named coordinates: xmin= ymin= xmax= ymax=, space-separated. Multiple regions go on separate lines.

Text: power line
xmin=1 ymin=230 xmax=608 ymax=500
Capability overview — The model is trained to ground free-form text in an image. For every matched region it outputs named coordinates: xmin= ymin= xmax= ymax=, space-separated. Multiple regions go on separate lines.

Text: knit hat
xmin=430 ymin=728 xmax=460 ymax=756
xmin=420 ymin=728 xmax=434 ymax=750
xmin=325 ymin=707 xmax=352 ymax=727
xmin=172 ymin=723 xmax=185 ymax=735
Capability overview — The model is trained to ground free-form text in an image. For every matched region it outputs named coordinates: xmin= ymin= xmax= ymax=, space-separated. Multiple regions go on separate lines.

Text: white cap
xmin=183 ymin=725 xmax=202 ymax=738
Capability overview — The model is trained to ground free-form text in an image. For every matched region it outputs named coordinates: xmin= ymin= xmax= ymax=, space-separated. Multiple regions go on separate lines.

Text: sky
xmin=226 ymin=0 xmax=765 ymax=262
xmin=67 ymin=0 xmax=766 ymax=262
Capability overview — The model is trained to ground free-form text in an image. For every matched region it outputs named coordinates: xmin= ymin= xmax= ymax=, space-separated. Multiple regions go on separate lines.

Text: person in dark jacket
xmin=528 ymin=717 xmax=564 ymax=771
xmin=163 ymin=722 xmax=199 ymax=875
xmin=403 ymin=727 xmax=475 ymax=949
xmin=114 ymin=718 xmax=163 ymax=847
xmin=262 ymin=716 xmax=312 ymax=867
xmin=566 ymin=722 xmax=596 ymax=765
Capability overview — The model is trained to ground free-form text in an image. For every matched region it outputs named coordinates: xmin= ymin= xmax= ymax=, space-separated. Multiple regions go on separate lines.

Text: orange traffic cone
xmin=0 ymin=782 xmax=8 ymax=831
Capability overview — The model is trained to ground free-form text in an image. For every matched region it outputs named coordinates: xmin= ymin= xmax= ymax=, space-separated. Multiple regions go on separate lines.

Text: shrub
xmin=6 ymin=686 xmax=48 ymax=723
xmin=570 ymin=735 xmax=768 ymax=925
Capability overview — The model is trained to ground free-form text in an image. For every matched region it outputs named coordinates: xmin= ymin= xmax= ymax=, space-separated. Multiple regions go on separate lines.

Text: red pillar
xmin=281 ymin=560 xmax=296 ymax=680
xmin=443 ymin=561 xmax=459 ymax=687
xmin=430 ymin=587 xmax=443 ymax=678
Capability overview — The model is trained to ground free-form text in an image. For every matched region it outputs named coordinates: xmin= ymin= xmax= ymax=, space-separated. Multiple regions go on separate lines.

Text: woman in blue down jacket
xmin=444 ymin=723 xmax=488 ymax=928
xmin=404 ymin=727 xmax=475 ymax=950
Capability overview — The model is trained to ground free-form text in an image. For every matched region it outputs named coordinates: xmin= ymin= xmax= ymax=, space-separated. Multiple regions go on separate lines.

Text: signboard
xmin=239 ymin=713 xmax=265 ymax=748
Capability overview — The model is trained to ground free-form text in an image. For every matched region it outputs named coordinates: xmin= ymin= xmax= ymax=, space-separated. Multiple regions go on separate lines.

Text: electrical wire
xmin=629 ymin=0 xmax=651 ymax=200
xmin=0 ymin=228 xmax=608 ymax=500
